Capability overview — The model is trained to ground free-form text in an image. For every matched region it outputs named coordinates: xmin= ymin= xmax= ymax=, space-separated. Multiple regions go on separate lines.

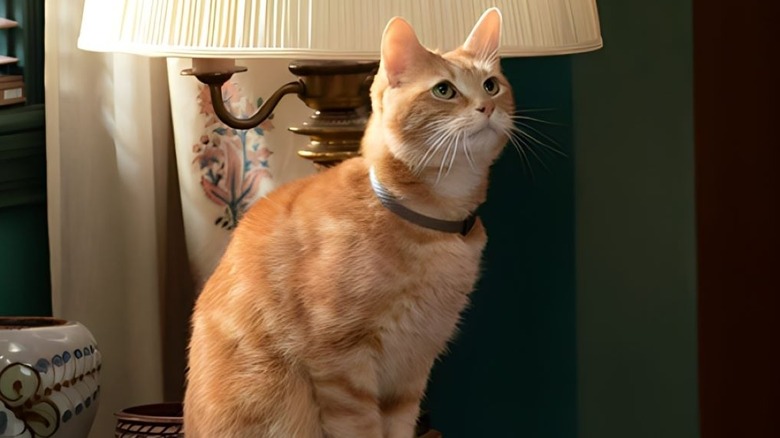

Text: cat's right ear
xmin=463 ymin=8 xmax=502 ymax=59
xmin=381 ymin=17 xmax=427 ymax=87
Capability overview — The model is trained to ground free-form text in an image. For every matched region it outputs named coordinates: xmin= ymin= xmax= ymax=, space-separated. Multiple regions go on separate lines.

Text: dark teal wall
xmin=426 ymin=57 xmax=577 ymax=437
xmin=0 ymin=203 xmax=51 ymax=316
xmin=425 ymin=2 xmax=699 ymax=434
xmin=572 ymin=1 xmax=699 ymax=437
xmin=0 ymin=104 xmax=50 ymax=316
xmin=0 ymin=2 xmax=50 ymax=316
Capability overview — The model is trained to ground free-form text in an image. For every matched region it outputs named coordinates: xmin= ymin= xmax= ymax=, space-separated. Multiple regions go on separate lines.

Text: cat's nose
xmin=476 ymin=101 xmax=495 ymax=117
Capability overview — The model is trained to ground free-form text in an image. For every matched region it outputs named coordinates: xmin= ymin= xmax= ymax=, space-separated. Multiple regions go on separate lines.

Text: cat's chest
xmin=374 ymin=233 xmax=485 ymax=368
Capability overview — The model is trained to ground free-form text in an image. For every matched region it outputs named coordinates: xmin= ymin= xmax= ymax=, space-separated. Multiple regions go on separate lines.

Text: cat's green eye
xmin=483 ymin=77 xmax=500 ymax=96
xmin=432 ymin=82 xmax=457 ymax=100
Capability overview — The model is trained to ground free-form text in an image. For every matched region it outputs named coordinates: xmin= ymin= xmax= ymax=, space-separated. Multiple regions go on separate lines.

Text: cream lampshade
xmin=78 ymin=0 xmax=602 ymax=59
xmin=78 ymin=0 xmax=602 ymax=165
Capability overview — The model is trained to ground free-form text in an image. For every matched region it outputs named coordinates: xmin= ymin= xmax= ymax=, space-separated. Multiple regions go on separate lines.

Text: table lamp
xmin=78 ymin=0 xmax=601 ymax=167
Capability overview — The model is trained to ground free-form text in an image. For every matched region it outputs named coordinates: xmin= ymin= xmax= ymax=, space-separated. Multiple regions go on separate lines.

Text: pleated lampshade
xmin=78 ymin=0 xmax=602 ymax=59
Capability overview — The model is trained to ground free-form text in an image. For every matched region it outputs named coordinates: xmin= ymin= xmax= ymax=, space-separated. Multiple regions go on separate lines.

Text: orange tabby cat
xmin=184 ymin=8 xmax=514 ymax=438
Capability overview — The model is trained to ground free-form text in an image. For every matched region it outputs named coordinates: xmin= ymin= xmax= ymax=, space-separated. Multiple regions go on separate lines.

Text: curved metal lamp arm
xmin=207 ymin=80 xmax=304 ymax=130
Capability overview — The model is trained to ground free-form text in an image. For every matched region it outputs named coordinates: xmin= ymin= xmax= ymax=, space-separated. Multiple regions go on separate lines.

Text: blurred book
xmin=0 ymin=17 xmax=19 ymax=29
xmin=0 ymin=74 xmax=25 ymax=106
xmin=0 ymin=74 xmax=23 ymax=83
xmin=0 ymin=55 xmax=19 ymax=66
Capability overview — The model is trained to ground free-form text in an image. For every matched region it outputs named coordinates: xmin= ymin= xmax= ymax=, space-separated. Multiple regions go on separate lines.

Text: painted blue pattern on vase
xmin=0 ymin=410 xmax=7 ymax=434
xmin=193 ymin=83 xmax=275 ymax=230
xmin=1 ymin=341 xmax=102 ymax=436
xmin=34 ymin=358 xmax=50 ymax=373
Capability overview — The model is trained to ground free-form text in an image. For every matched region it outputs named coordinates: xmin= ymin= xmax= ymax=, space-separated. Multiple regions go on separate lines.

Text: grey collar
xmin=369 ymin=167 xmax=478 ymax=236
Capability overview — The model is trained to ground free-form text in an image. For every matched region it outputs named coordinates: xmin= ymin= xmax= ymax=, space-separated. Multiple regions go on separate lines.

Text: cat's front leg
xmin=310 ymin=349 xmax=383 ymax=437
xmin=382 ymin=400 xmax=422 ymax=438
xmin=381 ymin=378 xmax=427 ymax=438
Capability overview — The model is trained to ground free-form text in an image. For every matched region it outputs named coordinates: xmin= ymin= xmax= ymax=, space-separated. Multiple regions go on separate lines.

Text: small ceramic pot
xmin=0 ymin=317 xmax=101 ymax=438
xmin=114 ymin=403 xmax=183 ymax=438
xmin=111 ymin=403 xmax=438 ymax=437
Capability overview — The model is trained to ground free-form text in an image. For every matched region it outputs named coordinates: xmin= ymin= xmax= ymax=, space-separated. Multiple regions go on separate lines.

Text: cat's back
xmin=195 ymin=157 xmax=381 ymax=309
xmin=197 ymin=156 xmax=486 ymax=328
xmin=231 ymin=157 xmax=378 ymax=259
xmin=232 ymin=156 xmax=486 ymax=287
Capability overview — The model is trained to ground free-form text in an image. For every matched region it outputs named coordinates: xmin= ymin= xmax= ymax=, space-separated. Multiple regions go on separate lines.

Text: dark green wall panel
xmin=0 ymin=104 xmax=50 ymax=316
xmin=572 ymin=1 xmax=699 ymax=437
xmin=425 ymin=56 xmax=577 ymax=437
xmin=0 ymin=203 xmax=51 ymax=316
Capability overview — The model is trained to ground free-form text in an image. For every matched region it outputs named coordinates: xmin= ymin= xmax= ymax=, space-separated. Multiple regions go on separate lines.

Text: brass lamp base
xmin=288 ymin=60 xmax=378 ymax=167
xmin=184 ymin=59 xmax=379 ymax=168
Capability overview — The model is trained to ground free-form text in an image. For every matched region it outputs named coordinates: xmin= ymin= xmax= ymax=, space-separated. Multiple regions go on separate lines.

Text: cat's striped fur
xmin=184 ymin=8 xmax=513 ymax=437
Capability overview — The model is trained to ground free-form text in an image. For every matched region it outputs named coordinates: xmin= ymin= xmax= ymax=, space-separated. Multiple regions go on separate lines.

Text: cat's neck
xmin=367 ymin=149 xmax=489 ymax=222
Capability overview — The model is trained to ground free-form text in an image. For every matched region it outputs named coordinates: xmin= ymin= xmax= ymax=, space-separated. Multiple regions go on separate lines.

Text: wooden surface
xmin=694 ymin=0 xmax=780 ymax=436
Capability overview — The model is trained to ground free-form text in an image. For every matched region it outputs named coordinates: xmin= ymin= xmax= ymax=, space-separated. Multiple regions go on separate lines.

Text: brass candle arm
xmin=206 ymin=80 xmax=303 ymax=130
xmin=181 ymin=60 xmax=379 ymax=167
xmin=182 ymin=67 xmax=304 ymax=130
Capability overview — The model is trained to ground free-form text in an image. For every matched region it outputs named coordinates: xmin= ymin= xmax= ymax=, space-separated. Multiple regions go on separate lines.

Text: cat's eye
xmin=432 ymin=82 xmax=457 ymax=100
xmin=483 ymin=77 xmax=500 ymax=96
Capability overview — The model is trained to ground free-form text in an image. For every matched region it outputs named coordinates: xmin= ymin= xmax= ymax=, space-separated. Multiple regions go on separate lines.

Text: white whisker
xmin=514 ymin=121 xmax=561 ymax=147
xmin=435 ymin=143 xmax=453 ymax=185
xmin=417 ymin=129 xmax=452 ymax=175
xmin=415 ymin=122 xmax=454 ymax=172
xmin=444 ymin=137 xmax=459 ymax=179
xmin=511 ymin=124 xmax=566 ymax=157
xmin=511 ymin=131 xmax=549 ymax=172
xmin=506 ymin=130 xmax=534 ymax=180
xmin=515 ymin=108 xmax=556 ymax=113
xmin=415 ymin=133 xmax=444 ymax=174
xmin=462 ymin=132 xmax=476 ymax=171
xmin=509 ymin=114 xmax=563 ymax=126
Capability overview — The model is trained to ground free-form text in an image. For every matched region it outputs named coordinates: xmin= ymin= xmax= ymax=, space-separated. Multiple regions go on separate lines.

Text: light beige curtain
xmin=44 ymin=2 xmax=317 ymax=436
xmin=44 ymin=1 xmax=191 ymax=436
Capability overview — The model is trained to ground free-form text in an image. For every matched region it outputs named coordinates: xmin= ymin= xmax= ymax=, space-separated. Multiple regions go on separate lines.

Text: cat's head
xmin=364 ymin=8 xmax=514 ymax=184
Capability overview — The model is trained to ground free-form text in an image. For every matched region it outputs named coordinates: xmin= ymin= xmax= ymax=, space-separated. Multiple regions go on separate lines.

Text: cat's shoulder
xmin=239 ymin=158 xmax=370 ymax=224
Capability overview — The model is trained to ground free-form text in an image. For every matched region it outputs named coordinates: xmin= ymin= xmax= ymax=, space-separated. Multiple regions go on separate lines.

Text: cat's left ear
xmin=463 ymin=8 xmax=502 ymax=57
xmin=381 ymin=17 xmax=428 ymax=87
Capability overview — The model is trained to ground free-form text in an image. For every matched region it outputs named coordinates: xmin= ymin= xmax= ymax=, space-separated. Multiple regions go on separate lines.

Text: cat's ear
xmin=463 ymin=8 xmax=502 ymax=58
xmin=381 ymin=17 xmax=427 ymax=87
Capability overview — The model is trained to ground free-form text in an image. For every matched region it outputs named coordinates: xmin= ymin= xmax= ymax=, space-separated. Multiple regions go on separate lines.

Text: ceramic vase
xmin=0 ymin=317 xmax=101 ymax=438
xmin=166 ymin=58 xmax=315 ymax=288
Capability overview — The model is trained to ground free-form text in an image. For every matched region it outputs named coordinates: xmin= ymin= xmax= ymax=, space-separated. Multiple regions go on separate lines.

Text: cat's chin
xmin=468 ymin=125 xmax=500 ymax=142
